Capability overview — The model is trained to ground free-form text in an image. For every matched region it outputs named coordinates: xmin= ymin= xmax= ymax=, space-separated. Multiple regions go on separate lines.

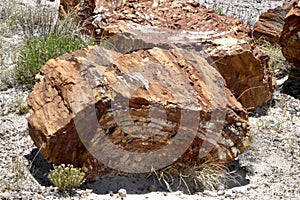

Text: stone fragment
xmin=253 ymin=2 xmax=293 ymax=44
xmin=118 ymin=188 xmax=127 ymax=198
xmin=27 ymin=46 xmax=252 ymax=180
xmin=279 ymin=0 xmax=300 ymax=68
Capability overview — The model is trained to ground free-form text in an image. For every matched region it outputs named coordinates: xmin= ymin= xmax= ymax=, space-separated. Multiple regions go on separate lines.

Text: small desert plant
xmin=14 ymin=34 xmax=94 ymax=87
xmin=48 ymin=164 xmax=86 ymax=191
xmin=255 ymin=38 xmax=292 ymax=79
xmin=1 ymin=0 xmax=94 ymax=87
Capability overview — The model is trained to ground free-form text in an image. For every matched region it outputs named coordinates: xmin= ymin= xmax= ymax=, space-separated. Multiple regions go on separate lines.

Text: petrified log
xmin=58 ymin=0 xmax=275 ymax=110
xmin=88 ymin=0 xmax=274 ymax=111
xmin=253 ymin=2 xmax=293 ymax=44
xmin=27 ymin=46 xmax=252 ymax=179
xmin=279 ymin=0 xmax=300 ymax=68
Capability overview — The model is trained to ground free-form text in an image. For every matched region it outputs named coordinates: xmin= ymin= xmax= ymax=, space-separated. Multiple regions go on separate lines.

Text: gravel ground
xmin=0 ymin=0 xmax=299 ymax=199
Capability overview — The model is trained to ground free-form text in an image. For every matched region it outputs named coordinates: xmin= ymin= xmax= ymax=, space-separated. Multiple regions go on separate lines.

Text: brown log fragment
xmin=253 ymin=3 xmax=293 ymax=44
xmin=279 ymin=0 xmax=300 ymax=68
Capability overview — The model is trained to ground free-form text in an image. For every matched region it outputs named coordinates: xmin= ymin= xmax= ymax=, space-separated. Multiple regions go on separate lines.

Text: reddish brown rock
xmin=253 ymin=3 xmax=293 ymax=44
xmin=279 ymin=0 xmax=300 ymax=68
xmin=88 ymin=0 xmax=274 ymax=111
xmin=59 ymin=0 xmax=80 ymax=16
xmin=58 ymin=0 xmax=275 ymax=110
xmin=59 ymin=0 xmax=95 ymax=20
xmin=27 ymin=46 xmax=251 ymax=180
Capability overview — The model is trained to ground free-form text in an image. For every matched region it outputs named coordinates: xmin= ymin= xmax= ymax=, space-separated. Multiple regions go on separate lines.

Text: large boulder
xmin=253 ymin=2 xmax=293 ymax=44
xmin=279 ymin=0 xmax=300 ymax=68
xmin=77 ymin=0 xmax=274 ymax=111
xmin=27 ymin=46 xmax=252 ymax=179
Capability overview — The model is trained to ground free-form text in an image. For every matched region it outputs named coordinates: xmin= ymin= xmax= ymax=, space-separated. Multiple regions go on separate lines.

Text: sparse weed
xmin=48 ymin=164 xmax=86 ymax=191
xmin=0 ymin=0 xmax=85 ymax=40
xmin=258 ymin=119 xmax=283 ymax=133
xmin=0 ymin=68 xmax=16 ymax=88
xmin=15 ymin=98 xmax=29 ymax=115
xmin=1 ymin=156 xmax=27 ymax=191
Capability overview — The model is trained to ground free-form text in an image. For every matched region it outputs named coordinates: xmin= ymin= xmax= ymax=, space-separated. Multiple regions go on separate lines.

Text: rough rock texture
xmin=27 ymin=46 xmax=251 ymax=180
xmin=279 ymin=0 xmax=300 ymax=68
xmin=253 ymin=2 xmax=293 ymax=44
xmin=59 ymin=0 xmax=79 ymax=15
xmin=86 ymin=0 xmax=274 ymax=111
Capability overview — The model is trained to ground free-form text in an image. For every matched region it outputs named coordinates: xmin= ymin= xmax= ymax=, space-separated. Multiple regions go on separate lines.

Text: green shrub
xmin=14 ymin=34 xmax=94 ymax=87
xmin=1 ymin=0 xmax=93 ymax=88
xmin=48 ymin=164 xmax=86 ymax=191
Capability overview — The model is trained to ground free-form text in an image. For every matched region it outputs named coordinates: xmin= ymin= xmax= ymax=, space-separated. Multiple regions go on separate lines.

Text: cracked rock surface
xmin=0 ymin=0 xmax=299 ymax=199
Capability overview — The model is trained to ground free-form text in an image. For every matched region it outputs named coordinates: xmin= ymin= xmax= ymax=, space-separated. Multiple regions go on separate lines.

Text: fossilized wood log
xmin=253 ymin=3 xmax=293 ymax=44
xmin=279 ymin=0 xmax=300 ymax=68
xmin=27 ymin=46 xmax=252 ymax=180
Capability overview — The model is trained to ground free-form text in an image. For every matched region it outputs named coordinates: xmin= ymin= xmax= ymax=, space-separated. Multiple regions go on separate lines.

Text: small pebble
xmin=148 ymin=184 xmax=157 ymax=192
xmin=250 ymin=184 xmax=258 ymax=189
xmin=232 ymin=187 xmax=246 ymax=194
xmin=0 ymin=191 xmax=10 ymax=199
xmin=224 ymin=191 xmax=232 ymax=198
xmin=118 ymin=188 xmax=127 ymax=198
xmin=203 ymin=190 xmax=217 ymax=197
xmin=217 ymin=190 xmax=225 ymax=196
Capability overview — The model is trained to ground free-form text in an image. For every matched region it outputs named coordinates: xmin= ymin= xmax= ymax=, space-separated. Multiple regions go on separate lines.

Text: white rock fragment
xmin=203 ymin=190 xmax=218 ymax=197
xmin=118 ymin=188 xmax=127 ymax=198
xmin=0 ymin=191 xmax=10 ymax=199
xmin=217 ymin=190 xmax=225 ymax=196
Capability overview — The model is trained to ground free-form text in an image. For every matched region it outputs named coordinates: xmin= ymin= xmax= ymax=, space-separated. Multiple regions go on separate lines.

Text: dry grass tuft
xmin=255 ymin=38 xmax=292 ymax=79
xmin=150 ymin=159 xmax=239 ymax=194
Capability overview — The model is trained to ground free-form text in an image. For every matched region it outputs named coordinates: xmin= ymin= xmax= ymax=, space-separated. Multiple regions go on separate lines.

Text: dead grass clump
xmin=150 ymin=159 xmax=239 ymax=194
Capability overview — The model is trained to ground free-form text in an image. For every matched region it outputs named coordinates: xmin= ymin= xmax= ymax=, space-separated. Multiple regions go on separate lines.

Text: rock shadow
xmin=81 ymin=174 xmax=164 ymax=195
xmin=24 ymin=148 xmax=54 ymax=186
xmin=24 ymin=149 xmax=249 ymax=194
xmin=280 ymin=77 xmax=300 ymax=99
xmin=81 ymin=159 xmax=249 ymax=195
xmin=222 ymin=159 xmax=250 ymax=189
